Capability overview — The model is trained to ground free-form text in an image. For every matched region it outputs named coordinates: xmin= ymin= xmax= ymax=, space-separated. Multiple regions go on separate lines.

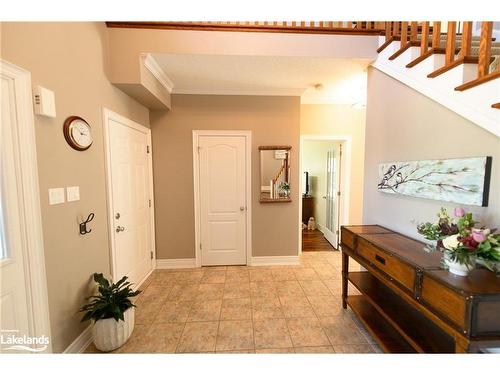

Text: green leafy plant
xmin=79 ymin=273 xmax=141 ymax=322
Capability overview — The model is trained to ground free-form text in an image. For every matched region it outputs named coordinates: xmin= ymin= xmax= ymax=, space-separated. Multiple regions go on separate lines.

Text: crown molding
xmin=142 ymin=54 xmax=174 ymax=94
xmin=172 ymin=87 xmax=304 ymax=96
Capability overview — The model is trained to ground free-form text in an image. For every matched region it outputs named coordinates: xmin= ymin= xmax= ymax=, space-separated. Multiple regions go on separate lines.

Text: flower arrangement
xmin=417 ymin=207 xmax=500 ymax=276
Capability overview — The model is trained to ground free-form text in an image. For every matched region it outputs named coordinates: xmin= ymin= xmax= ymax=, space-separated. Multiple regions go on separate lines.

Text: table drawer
xmin=357 ymin=237 xmax=415 ymax=292
xmin=341 ymin=227 xmax=355 ymax=249
xmin=421 ymin=275 xmax=467 ymax=330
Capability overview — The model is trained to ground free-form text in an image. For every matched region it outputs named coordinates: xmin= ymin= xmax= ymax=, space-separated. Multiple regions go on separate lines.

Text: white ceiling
xmin=151 ymin=54 xmax=371 ymax=105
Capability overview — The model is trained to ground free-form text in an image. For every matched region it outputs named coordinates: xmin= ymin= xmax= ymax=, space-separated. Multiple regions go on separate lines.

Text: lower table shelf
xmin=347 ymin=295 xmax=416 ymax=353
xmin=348 ymin=271 xmax=455 ymax=353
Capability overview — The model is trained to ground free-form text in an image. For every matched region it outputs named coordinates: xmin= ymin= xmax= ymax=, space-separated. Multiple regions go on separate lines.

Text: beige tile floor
xmin=85 ymin=251 xmax=381 ymax=354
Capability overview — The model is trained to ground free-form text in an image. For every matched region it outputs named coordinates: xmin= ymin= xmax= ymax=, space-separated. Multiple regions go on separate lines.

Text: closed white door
xmin=0 ymin=73 xmax=31 ymax=350
xmin=198 ymin=135 xmax=248 ymax=266
xmin=106 ymin=113 xmax=153 ymax=286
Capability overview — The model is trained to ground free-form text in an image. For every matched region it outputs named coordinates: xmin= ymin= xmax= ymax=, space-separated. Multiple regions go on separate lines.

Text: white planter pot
xmin=92 ymin=307 xmax=135 ymax=352
xmin=444 ymin=253 xmax=475 ymax=277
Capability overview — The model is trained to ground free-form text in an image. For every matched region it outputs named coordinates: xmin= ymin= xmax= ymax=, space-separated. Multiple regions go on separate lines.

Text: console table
xmin=341 ymin=225 xmax=500 ymax=353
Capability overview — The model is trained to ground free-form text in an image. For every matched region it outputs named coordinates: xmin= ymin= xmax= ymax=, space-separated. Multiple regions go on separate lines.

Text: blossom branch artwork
xmin=377 ymin=157 xmax=492 ymax=206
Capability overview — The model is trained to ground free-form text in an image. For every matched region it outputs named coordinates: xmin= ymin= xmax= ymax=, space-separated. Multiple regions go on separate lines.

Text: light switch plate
xmin=48 ymin=188 xmax=65 ymax=205
xmin=66 ymin=186 xmax=80 ymax=202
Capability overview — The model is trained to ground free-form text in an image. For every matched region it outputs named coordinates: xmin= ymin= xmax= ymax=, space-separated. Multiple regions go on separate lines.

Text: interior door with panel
xmin=1 ymin=73 xmax=31 ymax=351
xmin=198 ymin=135 xmax=248 ymax=266
xmin=106 ymin=113 xmax=154 ymax=286
xmin=1 ymin=61 xmax=50 ymax=353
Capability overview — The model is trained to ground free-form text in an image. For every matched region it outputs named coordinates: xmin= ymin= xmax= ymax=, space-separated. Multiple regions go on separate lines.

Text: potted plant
xmin=417 ymin=207 xmax=500 ymax=276
xmin=79 ymin=273 xmax=141 ymax=352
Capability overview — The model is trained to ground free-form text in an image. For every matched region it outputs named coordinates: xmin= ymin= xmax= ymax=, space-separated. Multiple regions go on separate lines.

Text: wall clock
xmin=63 ymin=116 xmax=93 ymax=151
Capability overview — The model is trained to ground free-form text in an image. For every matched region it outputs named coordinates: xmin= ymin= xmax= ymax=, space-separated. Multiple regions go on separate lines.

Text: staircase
xmin=373 ymin=22 xmax=499 ymax=137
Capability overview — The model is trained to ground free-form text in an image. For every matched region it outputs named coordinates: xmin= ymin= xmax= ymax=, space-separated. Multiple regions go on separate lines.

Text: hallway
xmin=302 ymin=230 xmax=336 ymax=251
xmin=85 ymin=251 xmax=377 ymax=354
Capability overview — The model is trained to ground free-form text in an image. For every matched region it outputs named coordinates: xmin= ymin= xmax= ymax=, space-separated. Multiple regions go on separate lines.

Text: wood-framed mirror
xmin=259 ymin=146 xmax=292 ymax=203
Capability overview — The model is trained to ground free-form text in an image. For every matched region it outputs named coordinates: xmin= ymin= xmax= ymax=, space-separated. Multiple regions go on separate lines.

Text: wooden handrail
xmin=106 ymin=21 xmax=386 ymax=35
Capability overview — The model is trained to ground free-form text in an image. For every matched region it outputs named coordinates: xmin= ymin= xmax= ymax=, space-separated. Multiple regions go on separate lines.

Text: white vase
xmin=92 ymin=307 xmax=135 ymax=352
xmin=444 ymin=253 xmax=475 ymax=277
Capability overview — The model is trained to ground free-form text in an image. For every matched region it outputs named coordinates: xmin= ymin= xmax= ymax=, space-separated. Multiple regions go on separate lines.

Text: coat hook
xmin=79 ymin=213 xmax=95 ymax=235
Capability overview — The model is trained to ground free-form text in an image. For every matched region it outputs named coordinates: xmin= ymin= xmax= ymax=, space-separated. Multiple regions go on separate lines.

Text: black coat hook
xmin=79 ymin=213 xmax=95 ymax=235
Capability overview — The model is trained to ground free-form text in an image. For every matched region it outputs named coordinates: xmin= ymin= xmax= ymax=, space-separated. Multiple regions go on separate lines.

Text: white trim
xmin=1 ymin=59 xmax=52 ymax=352
xmin=156 ymin=258 xmax=197 ymax=269
xmin=299 ymin=135 xmax=352 ymax=253
xmin=250 ymin=256 xmax=300 ymax=266
xmin=102 ymin=108 xmax=156 ymax=282
xmin=142 ymin=54 xmax=174 ymax=94
xmin=192 ymin=130 xmax=252 ymax=267
xmin=63 ymin=326 xmax=92 ymax=354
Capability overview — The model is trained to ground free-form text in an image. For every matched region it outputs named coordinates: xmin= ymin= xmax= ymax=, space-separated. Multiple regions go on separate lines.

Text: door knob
xmin=116 ymin=226 xmax=125 ymax=233
xmin=115 ymin=212 xmax=121 ymax=219
xmin=240 ymin=206 xmax=246 ymax=211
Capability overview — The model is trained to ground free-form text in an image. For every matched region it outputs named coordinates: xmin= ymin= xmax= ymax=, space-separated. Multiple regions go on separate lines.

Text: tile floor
xmin=85 ymin=251 xmax=381 ymax=354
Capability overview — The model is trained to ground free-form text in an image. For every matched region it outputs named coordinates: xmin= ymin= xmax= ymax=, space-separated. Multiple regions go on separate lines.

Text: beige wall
xmin=300 ymin=104 xmax=366 ymax=224
xmin=363 ymin=67 xmax=500 ymax=238
xmin=150 ymin=94 xmax=300 ymax=260
xmin=1 ymin=22 xmax=150 ymax=352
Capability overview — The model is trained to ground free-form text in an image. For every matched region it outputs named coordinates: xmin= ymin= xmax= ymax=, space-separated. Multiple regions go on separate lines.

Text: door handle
xmin=116 ymin=225 xmax=125 ymax=233
xmin=240 ymin=206 xmax=246 ymax=211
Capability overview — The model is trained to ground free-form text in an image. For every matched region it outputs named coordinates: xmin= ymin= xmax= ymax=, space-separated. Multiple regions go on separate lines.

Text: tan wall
xmin=151 ymin=94 xmax=300 ymax=260
xmin=1 ymin=22 xmax=150 ymax=352
xmin=363 ymin=67 xmax=500 ymax=237
xmin=300 ymin=104 xmax=366 ymax=224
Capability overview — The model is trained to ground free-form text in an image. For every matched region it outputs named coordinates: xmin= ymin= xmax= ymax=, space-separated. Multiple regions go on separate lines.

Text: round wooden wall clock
xmin=63 ymin=116 xmax=93 ymax=151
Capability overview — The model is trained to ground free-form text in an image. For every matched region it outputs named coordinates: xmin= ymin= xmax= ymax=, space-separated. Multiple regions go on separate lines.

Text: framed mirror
xmin=259 ymin=146 xmax=292 ymax=203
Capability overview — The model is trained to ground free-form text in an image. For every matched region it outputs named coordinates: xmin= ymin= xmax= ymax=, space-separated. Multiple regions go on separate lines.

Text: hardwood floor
xmin=302 ymin=229 xmax=336 ymax=251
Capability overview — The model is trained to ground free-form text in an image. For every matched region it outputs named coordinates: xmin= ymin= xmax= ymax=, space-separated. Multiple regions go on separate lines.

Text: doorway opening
xmin=299 ymin=135 xmax=351 ymax=252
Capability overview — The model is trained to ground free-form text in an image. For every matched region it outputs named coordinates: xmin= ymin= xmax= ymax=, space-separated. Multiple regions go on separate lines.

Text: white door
xmin=323 ymin=145 xmax=342 ymax=248
xmin=198 ymin=135 xmax=248 ymax=266
xmin=1 ymin=61 xmax=50 ymax=353
xmin=1 ymin=72 xmax=31 ymax=350
xmin=106 ymin=112 xmax=154 ymax=286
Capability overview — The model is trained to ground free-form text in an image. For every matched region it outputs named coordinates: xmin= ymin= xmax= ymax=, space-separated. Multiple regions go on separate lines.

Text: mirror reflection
xmin=259 ymin=146 xmax=291 ymax=203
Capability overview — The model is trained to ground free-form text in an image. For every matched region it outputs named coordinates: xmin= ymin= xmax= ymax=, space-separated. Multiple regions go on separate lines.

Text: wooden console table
xmin=341 ymin=225 xmax=500 ymax=353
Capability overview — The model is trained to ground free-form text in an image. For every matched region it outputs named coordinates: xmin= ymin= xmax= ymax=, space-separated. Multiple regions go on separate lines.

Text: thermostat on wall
xmin=33 ymin=86 xmax=56 ymax=118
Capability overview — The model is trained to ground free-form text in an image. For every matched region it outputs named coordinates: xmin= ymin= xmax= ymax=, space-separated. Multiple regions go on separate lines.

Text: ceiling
xmin=152 ymin=54 xmax=371 ymax=105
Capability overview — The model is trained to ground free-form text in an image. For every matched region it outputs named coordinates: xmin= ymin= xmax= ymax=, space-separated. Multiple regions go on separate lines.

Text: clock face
xmin=63 ymin=116 xmax=93 ymax=151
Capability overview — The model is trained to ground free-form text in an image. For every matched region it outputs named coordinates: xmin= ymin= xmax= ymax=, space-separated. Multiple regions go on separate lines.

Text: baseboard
xmin=63 ymin=325 xmax=92 ymax=354
xmin=156 ymin=258 xmax=197 ymax=269
xmin=250 ymin=256 xmax=300 ymax=266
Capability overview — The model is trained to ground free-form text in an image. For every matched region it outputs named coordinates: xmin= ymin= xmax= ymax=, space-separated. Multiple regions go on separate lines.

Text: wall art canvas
xmin=377 ymin=157 xmax=492 ymax=207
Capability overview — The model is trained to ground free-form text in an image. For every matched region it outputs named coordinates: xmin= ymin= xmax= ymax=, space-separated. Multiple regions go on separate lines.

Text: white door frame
xmin=0 ymin=59 xmax=52 ymax=351
xmin=192 ymin=130 xmax=252 ymax=267
xmin=299 ymin=134 xmax=352 ymax=253
xmin=102 ymin=108 xmax=156 ymax=284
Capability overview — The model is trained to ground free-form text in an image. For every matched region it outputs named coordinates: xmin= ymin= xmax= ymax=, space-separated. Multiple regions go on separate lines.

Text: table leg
xmin=342 ymin=250 xmax=349 ymax=309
